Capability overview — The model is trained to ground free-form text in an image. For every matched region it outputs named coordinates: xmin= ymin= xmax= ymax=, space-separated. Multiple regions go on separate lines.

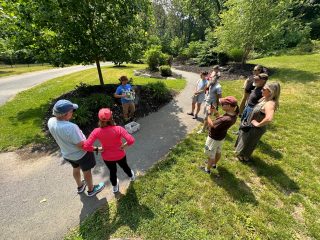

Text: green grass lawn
xmin=0 ymin=64 xmax=185 ymax=151
xmin=0 ymin=64 xmax=55 ymax=78
xmin=66 ymin=54 xmax=320 ymax=240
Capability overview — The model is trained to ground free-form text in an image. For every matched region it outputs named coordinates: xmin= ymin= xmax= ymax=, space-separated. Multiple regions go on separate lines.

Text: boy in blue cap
xmin=47 ymin=99 xmax=105 ymax=197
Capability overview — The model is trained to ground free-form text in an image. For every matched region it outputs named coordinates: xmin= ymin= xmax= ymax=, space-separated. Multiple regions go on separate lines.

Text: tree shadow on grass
xmin=77 ymin=186 xmax=154 ymax=240
xmin=9 ymin=103 xmax=49 ymax=126
xmin=271 ymin=67 xmax=319 ymax=83
xmin=210 ymin=166 xmax=258 ymax=205
xmin=246 ymin=157 xmax=299 ymax=195
xmin=257 ymin=140 xmax=283 ymax=160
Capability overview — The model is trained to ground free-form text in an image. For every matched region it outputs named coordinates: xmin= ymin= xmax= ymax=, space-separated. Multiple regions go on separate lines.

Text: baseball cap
xmin=53 ymin=99 xmax=78 ymax=115
xmin=254 ymin=73 xmax=268 ymax=81
xmin=219 ymin=96 xmax=238 ymax=106
xmin=98 ymin=108 xmax=112 ymax=121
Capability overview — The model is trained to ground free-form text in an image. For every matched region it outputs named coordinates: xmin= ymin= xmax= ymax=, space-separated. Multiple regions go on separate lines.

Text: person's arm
xmin=251 ymin=101 xmax=275 ymax=127
xmin=114 ymin=86 xmax=126 ymax=98
xmin=82 ymin=129 xmax=98 ymax=152
xmin=119 ymin=127 xmax=135 ymax=149
xmin=239 ymin=79 xmax=251 ymax=115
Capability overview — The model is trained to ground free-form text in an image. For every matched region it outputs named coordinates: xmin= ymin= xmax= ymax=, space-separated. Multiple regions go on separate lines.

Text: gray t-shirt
xmin=205 ymin=81 xmax=222 ymax=105
xmin=48 ymin=117 xmax=86 ymax=160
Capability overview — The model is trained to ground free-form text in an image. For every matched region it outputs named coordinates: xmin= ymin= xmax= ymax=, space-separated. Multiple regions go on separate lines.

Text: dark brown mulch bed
xmin=134 ymin=69 xmax=182 ymax=79
xmin=173 ymin=63 xmax=260 ymax=81
xmin=43 ymin=84 xmax=174 ymax=137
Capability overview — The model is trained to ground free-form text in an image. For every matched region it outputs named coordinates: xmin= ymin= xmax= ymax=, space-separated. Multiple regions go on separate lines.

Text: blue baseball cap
xmin=53 ymin=99 xmax=78 ymax=115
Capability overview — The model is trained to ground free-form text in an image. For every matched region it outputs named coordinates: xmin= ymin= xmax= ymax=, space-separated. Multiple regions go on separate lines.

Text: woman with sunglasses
xmin=239 ymin=65 xmax=267 ymax=116
xmin=235 ymin=82 xmax=281 ymax=161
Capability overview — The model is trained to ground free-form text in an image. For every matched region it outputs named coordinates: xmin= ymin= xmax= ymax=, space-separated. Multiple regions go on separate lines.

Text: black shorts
xmin=64 ymin=152 xmax=96 ymax=171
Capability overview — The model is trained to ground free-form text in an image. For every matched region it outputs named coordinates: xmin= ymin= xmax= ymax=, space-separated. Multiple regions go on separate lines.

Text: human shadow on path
xmin=77 ymin=186 xmax=154 ymax=239
xmin=210 ymin=166 xmax=258 ymax=205
xmin=245 ymin=157 xmax=299 ymax=195
xmin=79 ymin=194 xmax=108 ymax=222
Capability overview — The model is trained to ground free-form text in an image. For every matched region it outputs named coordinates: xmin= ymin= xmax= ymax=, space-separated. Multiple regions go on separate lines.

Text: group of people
xmin=186 ymin=65 xmax=281 ymax=173
xmin=48 ymin=75 xmax=137 ymax=197
xmin=48 ymin=65 xmax=280 ymax=197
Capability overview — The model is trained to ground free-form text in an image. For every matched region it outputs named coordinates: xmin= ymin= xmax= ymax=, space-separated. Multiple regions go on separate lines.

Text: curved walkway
xmin=0 ymin=62 xmax=112 ymax=106
xmin=0 ymin=69 xmax=201 ymax=240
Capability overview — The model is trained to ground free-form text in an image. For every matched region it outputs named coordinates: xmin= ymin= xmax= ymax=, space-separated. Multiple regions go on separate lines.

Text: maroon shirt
xmin=209 ymin=113 xmax=237 ymax=140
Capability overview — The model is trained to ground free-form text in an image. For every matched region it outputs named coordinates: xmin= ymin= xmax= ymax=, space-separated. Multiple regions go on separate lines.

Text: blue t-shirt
xmin=48 ymin=117 xmax=86 ymax=160
xmin=115 ymin=84 xmax=134 ymax=104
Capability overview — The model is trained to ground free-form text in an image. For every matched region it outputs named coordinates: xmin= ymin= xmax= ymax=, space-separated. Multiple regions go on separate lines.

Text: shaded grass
xmin=0 ymin=64 xmax=55 ymax=78
xmin=66 ymin=54 xmax=320 ymax=239
xmin=0 ymin=64 xmax=185 ymax=151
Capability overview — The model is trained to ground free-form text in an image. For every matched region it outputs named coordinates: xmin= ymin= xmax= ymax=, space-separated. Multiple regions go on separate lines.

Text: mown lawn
xmin=0 ymin=64 xmax=55 ymax=78
xmin=0 ymin=64 xmax=185 ymax=151
xmin=66 ymin=54 xmax=320 ymax=240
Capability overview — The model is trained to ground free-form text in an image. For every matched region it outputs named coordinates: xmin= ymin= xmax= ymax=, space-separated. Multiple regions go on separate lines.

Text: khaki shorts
xmin=122 ymin=102 xmax=135 ymax=117
xmin=204 ymin=136 xmax=223 ymax=158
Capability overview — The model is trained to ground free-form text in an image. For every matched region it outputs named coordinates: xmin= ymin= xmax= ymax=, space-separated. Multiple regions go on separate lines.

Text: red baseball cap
xmin=219 ymin=96 xmax=238 ymax=106
xmin=98 ymin=108 xmax=112 ymax=121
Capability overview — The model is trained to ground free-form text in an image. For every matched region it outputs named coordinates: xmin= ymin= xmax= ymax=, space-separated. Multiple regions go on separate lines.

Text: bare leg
xmin=83 ymin=170 xmax=94 ymax=192
xmin=189 ymin=102 xmax=196 ymax=114
xmin=213 ymin=152 xmax=221 ymax=165
xmin=195 ymin=103 xmax=202 ymax=116
xmin=73 ymin=167 xmax=82 ymax=187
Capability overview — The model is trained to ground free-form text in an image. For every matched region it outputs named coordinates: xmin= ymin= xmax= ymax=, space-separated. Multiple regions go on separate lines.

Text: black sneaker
xmin=87 ymin=182 xmax=105 ymax=197
xmin=187 ymin=112 xmax=194 ymax=116
xmin=193 ymin=115 xmax=198 ymax=119
xmin=77 ymin=180 xmax=86 ymax=194
xmin=199 ymin=166 xmax=211 ymax=174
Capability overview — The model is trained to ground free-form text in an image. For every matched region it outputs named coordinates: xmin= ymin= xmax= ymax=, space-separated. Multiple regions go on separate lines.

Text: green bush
xmin=182 ymin=41 xmax=203 ymax=58
xmin=159 ymin=65 xmax=172 ymax=77
xmin=217 ymin=52 xmax=229 ymax=65
xmin=228 ymin=48 xmax=244 ymax=62
xmin=144 ymin=81 xmax=171 ymax=103
xmin=144 ymin=46 xmax=167 ymax=71
xmin=70 ymin=93 xmax=114 ymax=129
xmin=197 ymin=48 xmax=218 ymax=67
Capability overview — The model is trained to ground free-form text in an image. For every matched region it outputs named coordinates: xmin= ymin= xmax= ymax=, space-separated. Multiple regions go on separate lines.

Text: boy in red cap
xmin=200 ymin=96 xmax=239 ymax=173
xmin=82 ymin=108 xmax=135 ymax=193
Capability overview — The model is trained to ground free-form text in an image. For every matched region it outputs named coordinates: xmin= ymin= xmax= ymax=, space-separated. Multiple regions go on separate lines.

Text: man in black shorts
xmin=48 ymin=99 xmax=105 ymax=197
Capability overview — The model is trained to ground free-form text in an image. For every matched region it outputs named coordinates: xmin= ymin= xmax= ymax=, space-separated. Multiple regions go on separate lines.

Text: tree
xmin=28 ymin=0 xmax=150 ymax=85
xmin=214 ymin=0 xmax=308 ymax=64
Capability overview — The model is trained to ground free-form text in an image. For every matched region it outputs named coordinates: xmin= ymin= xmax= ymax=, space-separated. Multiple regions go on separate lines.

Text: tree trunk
xmin=95 ymin=58 xmax=104 ymax=86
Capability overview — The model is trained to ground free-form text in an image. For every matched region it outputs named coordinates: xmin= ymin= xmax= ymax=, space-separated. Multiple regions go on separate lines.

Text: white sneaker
xmin=112 ymin=179 xmax=119 ymax=193
xmin=130 ymin=170 xmax=135 ymax=182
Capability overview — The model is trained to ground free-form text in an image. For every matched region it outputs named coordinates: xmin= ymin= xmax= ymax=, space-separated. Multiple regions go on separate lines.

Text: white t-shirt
xmin=48 ymin=117 xmax=86 ymax=160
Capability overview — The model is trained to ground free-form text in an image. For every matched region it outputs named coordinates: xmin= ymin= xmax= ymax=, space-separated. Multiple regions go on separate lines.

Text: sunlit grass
xmin=0 ymin=64 xmax=185 ymax=151
xmin=0 ymin=64 xmax=55 ymax=78
xmin=66 ymin=54 xmax=320 ymax=239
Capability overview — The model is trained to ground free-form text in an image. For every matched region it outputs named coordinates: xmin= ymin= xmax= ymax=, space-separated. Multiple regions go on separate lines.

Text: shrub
xmin=144 ymin=46 xmax=167 ymax=71
xmin=159 ymin=65 xmax=172 ymax=77
xmin=217 ymin=52 xmax=229 ymax=66
xmin=182 ymin=41 xmax=203 ymax=58
xmin=228 ymin=48 xmax=244 ymax=62
xmin=197 ymin=48 xmax=218 ymax=67
xmin=144 ymin=82 xmax=171 ymax=104
xmin=70 ymin=93 xmax=114 ymax=129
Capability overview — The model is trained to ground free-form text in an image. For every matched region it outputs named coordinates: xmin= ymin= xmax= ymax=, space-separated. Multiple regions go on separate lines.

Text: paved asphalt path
xmin=0 ymin=63 xmax=112 ymax=106
xmin=0 ymin=69 xmax=202 ymax=240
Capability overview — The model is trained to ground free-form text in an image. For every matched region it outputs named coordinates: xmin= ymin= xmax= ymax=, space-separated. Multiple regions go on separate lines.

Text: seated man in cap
xmin=47 ymin=99 xmax=105 ymax=197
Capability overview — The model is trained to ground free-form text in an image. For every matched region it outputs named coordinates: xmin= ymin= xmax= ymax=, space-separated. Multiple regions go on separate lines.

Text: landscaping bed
xmin=43 ymin=82 xmax=174 ymax=137
xmin=173 ymin=63 xmax=268 ymax=80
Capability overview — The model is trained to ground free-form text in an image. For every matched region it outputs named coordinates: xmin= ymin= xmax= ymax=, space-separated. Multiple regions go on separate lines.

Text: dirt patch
xmin=134 ymin=69 xmax=182 ymax=79
xmin=173 ymin=63 xmax=270 ymax=81
xmin=292 ymin=204 xmax=305 ymax=224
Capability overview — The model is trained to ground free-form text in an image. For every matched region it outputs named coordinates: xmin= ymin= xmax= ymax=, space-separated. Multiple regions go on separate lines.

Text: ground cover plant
xmin=0 ymin=64 xmax=185 ymax=151
xmin=66 ymin=54 xmax=320 ymax=240
xmin=0 ymin=64 xmax=54 ymax=78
